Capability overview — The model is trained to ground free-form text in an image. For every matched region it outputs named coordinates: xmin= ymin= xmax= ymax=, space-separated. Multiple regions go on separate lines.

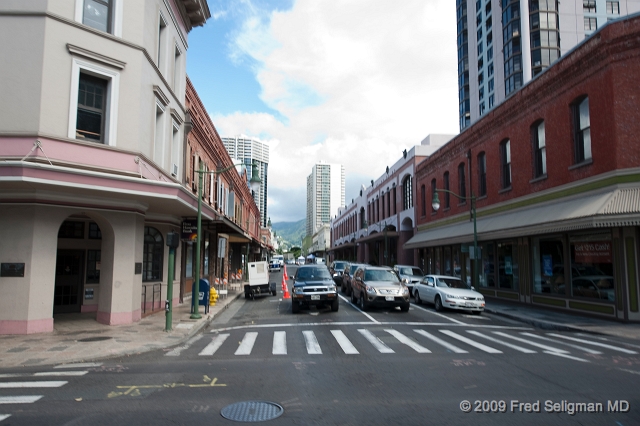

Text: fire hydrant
xmin=209 ymin=287 xmax=219 ymax=306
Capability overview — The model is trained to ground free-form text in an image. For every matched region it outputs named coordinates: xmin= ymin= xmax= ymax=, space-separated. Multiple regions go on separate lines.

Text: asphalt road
xmin=2 ymin=267 xmax=639 ymax=425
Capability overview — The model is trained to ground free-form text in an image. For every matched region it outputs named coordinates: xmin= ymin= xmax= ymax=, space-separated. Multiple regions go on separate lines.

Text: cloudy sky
xmin=187 ymin=0 xmax=459 ymax=223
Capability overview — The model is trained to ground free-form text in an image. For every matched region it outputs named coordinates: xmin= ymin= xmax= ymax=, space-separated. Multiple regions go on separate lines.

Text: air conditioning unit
xmin=171 ymin=163 xmax=178 ymax=177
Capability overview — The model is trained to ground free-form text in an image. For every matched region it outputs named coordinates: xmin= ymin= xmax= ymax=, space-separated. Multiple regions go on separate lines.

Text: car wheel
xmin=414 ymin=290 xmax=422 ymax=305
xmin=359 ymin=294 xmax=368 ymax=311
xmin=472 ymin=310 xmax=482 ymax=315
xmin=434 ymin=295 xmax=443 ymax=312
xmin=292 ymin=302 xmax=300 ymax=314
xmin=271 ymin=290 xmax=277 ymax=296
xmin=400 ymin=303 xmax=410 ymax=312
xmin=331 ymin=298 xmax=339 ymax=312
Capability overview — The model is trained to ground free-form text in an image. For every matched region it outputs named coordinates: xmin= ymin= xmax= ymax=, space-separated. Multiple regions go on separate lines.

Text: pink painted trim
xmin=81 ymin=304 xmax=99 ymax=313
xmin=0 ymin=318 xmax=53 ymax=335
xmin=96 ymin=310 xmax=138 ymax=325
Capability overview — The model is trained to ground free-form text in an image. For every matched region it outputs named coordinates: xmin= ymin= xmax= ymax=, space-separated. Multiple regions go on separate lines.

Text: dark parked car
xmin=329 ymin=260 xmax=350 ymax=285
xmin=341 ymin=262 xmax=366 ymax=296
xmin=291 ymin=265 xmax=339 ymax=313
xmin=350 ymin=265 xmax=410 ymax=312
xmin=392 ymin=264 xmax=424 ymax=296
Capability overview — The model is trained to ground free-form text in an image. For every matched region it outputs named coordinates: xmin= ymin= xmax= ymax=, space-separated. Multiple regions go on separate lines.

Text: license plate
xmin=311 ymin=295 xmax=320 ymax=300
xmin=385 ymin=296 xmax=395 ymax=301
xmin=465 ymin=302 xmax=475 ymax=307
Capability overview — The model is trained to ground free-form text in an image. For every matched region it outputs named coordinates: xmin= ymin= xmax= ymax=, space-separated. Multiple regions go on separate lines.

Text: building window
xmin=533 ymin=120 xmax=547 ymax=178
xmin=58 ymin=221 xmax=85 ymax=239
xmin=86 ymin=249 xmax=101 ymax=284
xmin=477 ymin=152 xmax=487 ymax=197
xmin=88 ymin=222 xmax=102 ymax=239
xmin=157 ymin=14 xmax=167 ymax=69
xmin=431 ymin=179 xmax=437 ymax=212
xmin=68 ymin=59 xmax=120 ymax=146
xmin=402 ymin=176 xmax=413 ymax=210
xmin=532 ymin=236 xmax=565 ymax=295
xmin=173 ymin=44 xmax=182 ymax=92
xmin=76 ymin=74 xmax=107 ymax=142
xmin=143 ymin=227 xmax=164 ymax=281
xmin=458 ymin=162 xmax=466 ymax=201
xmin=583 ymin=0 xmax=596 ymax=13
xmin=569 ymin=233 xmax=614 ymax=301
xmin=420 ymin=185 xmax=426 ymax=216
xmin=443 ymin=172 xmax=450 ymax=209
xmin=573 ymin=97 xmax=592 ymax=163
xmin=497 ymin=241 xmax=518 ymax=291
xmin=82 ymin=0 xmax=112 ymax=32
xmin=500 ymin=139 xmax=511 ymax=189
xmin=606 ymin=1 xmax=620 ymax=14
xmin=584 ymin=17 xmax=597 ymax=30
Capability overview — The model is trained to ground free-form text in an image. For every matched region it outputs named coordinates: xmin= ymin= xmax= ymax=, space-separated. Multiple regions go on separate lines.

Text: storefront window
xmin=497 ymin=242 xmax=518 ymax=291
xmin=452 ymin=246 xmax=462 ymax=279
xmin=532 ymin=236 xmax=564 ymax=295
xmin=444 ymin=247 xmax=452 ymax=276
xmin=434 ymin=247 xmax=442 ymax=275
xmin=479 ymin=242 xmax=495 ymax=287
xmin=569 ymin=233 xmax=614 ymax=302
xmin=185 ymin=242 xmax=193 ymax=278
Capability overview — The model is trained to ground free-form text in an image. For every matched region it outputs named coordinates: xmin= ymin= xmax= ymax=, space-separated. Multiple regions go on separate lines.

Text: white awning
xmin=404 ymin=187 xmax=640 ymax=249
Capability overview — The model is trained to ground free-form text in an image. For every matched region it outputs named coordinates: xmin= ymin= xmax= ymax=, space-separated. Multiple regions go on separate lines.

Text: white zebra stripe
xmin=273 ymin=331 xmax=287 ymax=355
xmin=303 ymin=331 xmax=322 ymax=354
xmin=492 ymin=332 xmax=568 ymax=354
xmin=358 ymin=329 xmax=394 ymax=353
xmin=466 ymin=330 xmax=536 ymax=353
xmin=235 ymin=332 xmax=258 ymax=355
xmin=54 ymin=363 xmax=102 ymax=369
xmin=520 ymin=332 xmax=602 ymax=354
xmin=0 ymin=381 xmax=67 ymax=388
xmin=547 ymin=334 xmax=638 ymax=354
xmin=0 ymin=396 xmax=43 ymax=404
xmin=439 ymin=330 xmax=502 ymax=353
xmin=415 ymin=329 xmax=468 ymax=353
xmin=0 ymin=414 xmax=10 ymax=421
xmin=331 ymin=330 xmax=359 ymax=354
xmin=198 ymin=334 xmax=230 ymax=356
xmin=385 ymin=329 xmax=431 ymax=353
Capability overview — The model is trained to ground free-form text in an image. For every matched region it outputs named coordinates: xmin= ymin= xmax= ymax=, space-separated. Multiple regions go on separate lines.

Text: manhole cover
xmin=221 ymin=401 xmax=283 ymax=422
xmin=77 ymin=337 xmax=113 ymax=342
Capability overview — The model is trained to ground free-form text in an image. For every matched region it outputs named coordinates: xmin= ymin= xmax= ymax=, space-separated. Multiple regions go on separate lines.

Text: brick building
xmin=406 ymin=15 xmax=640 ymax=321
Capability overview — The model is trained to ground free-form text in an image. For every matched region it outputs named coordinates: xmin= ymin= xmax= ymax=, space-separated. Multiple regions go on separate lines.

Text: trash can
xmin=191 ymin=278 xmax=210 ymax=314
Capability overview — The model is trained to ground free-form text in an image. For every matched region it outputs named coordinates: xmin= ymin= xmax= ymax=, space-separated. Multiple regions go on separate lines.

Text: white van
xmin=272 ymin=254 xmax=284 ymax=267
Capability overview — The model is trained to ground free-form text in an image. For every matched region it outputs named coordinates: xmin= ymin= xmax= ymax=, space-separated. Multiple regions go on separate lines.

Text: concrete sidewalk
xmin=0 ymin=288 xmax=244 ymax=370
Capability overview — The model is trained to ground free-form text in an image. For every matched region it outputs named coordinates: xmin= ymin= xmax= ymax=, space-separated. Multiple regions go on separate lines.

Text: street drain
xmin=77 ymin=337 xmax=113 ymax=342
xmin=220 ymin=401 xmax=284 ymax=422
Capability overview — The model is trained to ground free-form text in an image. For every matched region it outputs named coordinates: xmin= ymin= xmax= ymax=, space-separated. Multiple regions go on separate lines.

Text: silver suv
xmin=351 ymin=265 xmax=410 ymax=312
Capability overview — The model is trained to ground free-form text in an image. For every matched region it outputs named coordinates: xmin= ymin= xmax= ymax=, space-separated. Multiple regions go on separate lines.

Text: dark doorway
xmin=54 ymin=250 xmax=84 ymax=313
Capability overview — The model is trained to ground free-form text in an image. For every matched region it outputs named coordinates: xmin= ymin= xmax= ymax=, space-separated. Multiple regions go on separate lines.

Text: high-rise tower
xmin=306 ymin=162 xmax=345 ymax=237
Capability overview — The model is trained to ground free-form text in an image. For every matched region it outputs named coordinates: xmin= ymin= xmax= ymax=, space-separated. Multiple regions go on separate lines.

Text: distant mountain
xmin=272 ymin=219 xmax=305 ymax=247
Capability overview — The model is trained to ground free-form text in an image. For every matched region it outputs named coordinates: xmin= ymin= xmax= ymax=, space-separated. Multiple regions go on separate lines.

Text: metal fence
xmin=141 ymin=282 xmax=162 ymax=315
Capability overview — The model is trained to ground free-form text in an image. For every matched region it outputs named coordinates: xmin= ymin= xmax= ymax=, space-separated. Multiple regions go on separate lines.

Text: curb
xmin=183 ymin=291 xmax=244 ymax=340
xmin=484 ymin=307 xmax=604 ymax=334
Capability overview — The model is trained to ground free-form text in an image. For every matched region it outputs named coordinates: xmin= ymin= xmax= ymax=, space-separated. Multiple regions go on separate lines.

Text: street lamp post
xmin=431 ymin=190 xmax=478 ymax=289
xmin=191 ymin=161 xmax=261 ymax=319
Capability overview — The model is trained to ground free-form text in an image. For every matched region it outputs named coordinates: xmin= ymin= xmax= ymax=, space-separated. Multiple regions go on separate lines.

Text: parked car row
xmin=290 ymin=260 xmax=486 ymax=315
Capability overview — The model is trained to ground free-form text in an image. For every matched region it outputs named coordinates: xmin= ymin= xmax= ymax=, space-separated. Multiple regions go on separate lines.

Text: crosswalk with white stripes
xmin=0 ymin=363 xmax=99 ymax=422
xmin=181 ymin=328 xmax=638 ymax=362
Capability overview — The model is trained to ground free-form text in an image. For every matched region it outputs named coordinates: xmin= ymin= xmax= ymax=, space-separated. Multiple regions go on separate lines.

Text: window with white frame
xmin=154 ymin=101 xmax=165 ymax=167
xmin=500 ymin=139 xmax=511 ymax=189
xmin=584 ymin=17 xmax=597 ymax=30
xmin=573 ymin=97 xmax=592 ymax=163
xmin=76 ymin=0 xmax=122 ymax=36
xmin=533 ymin=120 xmax=547 ymax=178
xmin=173 ymin=44 xmax=183 ymax=92
xmin=606 ymin=1 xmax=620 ymax=14
xmin=157 ymin=14 xmax=167 ymax=70
xmin=69 ymin=59 xmax=120 ymax=145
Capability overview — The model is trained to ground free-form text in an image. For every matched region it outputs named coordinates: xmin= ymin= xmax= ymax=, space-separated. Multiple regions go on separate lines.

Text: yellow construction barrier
xmin=209 ymin=287 xmax=219 ymax=306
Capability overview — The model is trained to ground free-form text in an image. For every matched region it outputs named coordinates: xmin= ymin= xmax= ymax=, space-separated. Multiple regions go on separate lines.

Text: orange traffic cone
xmin=283 ymin=265 xmax=288 ymax=280
xmin=282 ymin=275 xmax=291 ymax=299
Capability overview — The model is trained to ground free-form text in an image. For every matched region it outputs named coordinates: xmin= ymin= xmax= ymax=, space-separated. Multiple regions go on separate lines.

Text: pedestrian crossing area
xmin=0 ymin=362 xmax=99 ymax=423
xmin=175 ymin=328 xmax=638 ymax=361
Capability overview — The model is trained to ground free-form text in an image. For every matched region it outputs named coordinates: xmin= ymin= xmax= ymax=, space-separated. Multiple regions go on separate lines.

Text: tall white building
xmin=221 ymin=136 xmax=269 ymax=227
xmin=306 ymin=162 xmax=345 ymax=237
xmin=457 ymin=0 xmax=640 ymax=130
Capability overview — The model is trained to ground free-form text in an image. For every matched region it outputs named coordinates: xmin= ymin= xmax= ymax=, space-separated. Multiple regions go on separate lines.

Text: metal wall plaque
xmin=1 ymin=263 xmax=25 ymax=277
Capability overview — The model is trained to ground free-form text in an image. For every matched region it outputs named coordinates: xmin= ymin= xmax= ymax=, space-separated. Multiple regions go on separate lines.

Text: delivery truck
xmin=245 ymin=261 xmax=277 ymax=299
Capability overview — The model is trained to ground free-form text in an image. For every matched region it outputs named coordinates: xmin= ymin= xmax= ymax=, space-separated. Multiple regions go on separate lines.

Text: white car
xmin=413 ymin=275 xmax=484 ymax=314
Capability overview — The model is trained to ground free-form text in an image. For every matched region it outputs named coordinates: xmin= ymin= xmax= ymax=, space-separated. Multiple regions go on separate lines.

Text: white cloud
xmin=212 ymin=0 xmax=459 ymax=222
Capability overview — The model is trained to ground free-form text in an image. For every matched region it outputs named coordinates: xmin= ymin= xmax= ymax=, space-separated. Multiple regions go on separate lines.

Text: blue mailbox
xmin=192 ymin=278 xmax=210 ymax=314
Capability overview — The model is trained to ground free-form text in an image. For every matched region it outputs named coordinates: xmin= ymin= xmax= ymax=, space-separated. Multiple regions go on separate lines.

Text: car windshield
xmin=399 ymin=267 xmax=423 ymax=276
xmin=364 ymin=269 xmax=400 ymax=282
xmin=334 ymin=262 xmax=348 ymax=269
xmin=296 ymin=267 xmax=332 ymax=281
xmin=436 ymin=277 xmax=469 ymax=289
